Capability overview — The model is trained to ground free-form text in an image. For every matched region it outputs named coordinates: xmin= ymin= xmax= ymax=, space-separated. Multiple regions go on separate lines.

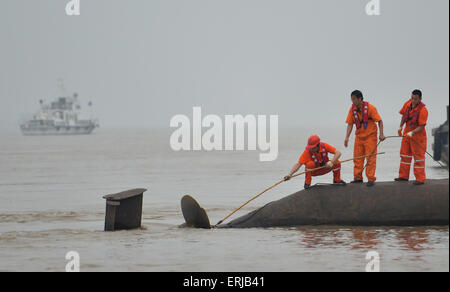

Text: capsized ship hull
xmin=219 ymin=179 xmax=449 ymax=228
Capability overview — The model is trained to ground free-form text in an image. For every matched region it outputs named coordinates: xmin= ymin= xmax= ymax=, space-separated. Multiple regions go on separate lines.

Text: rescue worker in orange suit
xmin=395 ymin=89 xmax=429 ymax=185
xmin=284 ymin=135 xmax=346 ymax=190
xmin=344 ymin=90 xmax=386 ymax=187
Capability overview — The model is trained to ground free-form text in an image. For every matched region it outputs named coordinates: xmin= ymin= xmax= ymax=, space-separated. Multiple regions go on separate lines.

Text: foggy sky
xmin=0 ymin=0 xmax=448 ymax=130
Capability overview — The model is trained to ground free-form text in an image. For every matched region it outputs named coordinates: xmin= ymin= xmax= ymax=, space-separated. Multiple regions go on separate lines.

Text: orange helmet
xmin=306 ymin=135 xmax=321 ymax=150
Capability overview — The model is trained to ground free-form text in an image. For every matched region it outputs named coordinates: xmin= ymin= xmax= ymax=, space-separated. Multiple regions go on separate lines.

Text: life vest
xmin=401 ymin=101 xmax=425 ymax=129
xmin=352 ymin=102 xmax=369 ymax=130
xmin=308 ymin=143 xmax=330 ymax=167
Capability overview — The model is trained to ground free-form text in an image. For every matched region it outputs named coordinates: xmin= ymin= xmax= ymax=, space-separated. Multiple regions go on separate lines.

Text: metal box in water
xmin=103 ymin=188 xmax=147 ymax=231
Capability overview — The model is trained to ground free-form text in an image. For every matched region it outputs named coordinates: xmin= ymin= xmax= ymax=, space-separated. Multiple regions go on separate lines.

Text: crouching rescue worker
xmin=344 ymin=90 xmax=385 ymax=187
xmin=395 ymin=89 xmax=429 ymax=185
xmin=284 ymin=135 xmax=346 ymax=190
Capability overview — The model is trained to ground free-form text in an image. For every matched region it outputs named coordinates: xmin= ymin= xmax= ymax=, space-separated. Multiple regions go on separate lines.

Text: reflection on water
xmin=0 ymin=215 xmax=448 ymax=271
xmin=296 ymin=226 xmax=444 ymax=253
xmin=397 ymin=229 xmax=430 ymax=252
xmin=352 ymin=229 xmax=380 ymax=249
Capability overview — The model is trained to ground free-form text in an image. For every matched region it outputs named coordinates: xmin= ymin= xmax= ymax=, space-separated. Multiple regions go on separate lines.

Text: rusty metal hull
xmin=220 ymin=179 xmax=449 ymax=228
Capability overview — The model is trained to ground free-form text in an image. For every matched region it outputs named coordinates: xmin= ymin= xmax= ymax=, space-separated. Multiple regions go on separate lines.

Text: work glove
xmin=325 ymin=161 xmax=334 ymax=169
xmin=398 ymin=127 xmax=403 ymax=137
xmin=405 ymin=131 xmax=414 ymax=138
xmin=284 ymin=174 xmax=292 ymax=181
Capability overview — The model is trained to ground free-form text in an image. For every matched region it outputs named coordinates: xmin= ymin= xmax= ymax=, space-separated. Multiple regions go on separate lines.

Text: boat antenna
xmin=57 ymin=78 xmax=67 ymax=96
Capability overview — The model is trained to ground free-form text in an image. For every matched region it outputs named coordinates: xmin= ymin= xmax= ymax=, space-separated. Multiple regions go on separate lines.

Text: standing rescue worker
xmin=344 ymin=90 xmax=386 ymax=187
xmin=284 ymin=135 xmax=346 ymax=189
xmin=395 ymin=90 xmax=429 ymax=185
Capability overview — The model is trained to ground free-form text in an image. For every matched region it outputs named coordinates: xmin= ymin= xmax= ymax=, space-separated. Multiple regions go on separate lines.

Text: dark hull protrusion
xmin=220 ymin=179 xmax=449 ymax=228
xmin=181 ymin=195 xmax=211 ymax=229
xmin=432 ymin=105 xmax=449 ymax=167
xmin=103 ymin=188 xmax=146 ymax=231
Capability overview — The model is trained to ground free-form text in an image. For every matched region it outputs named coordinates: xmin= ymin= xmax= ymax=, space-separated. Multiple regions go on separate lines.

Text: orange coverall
xmin=346 ymin=103 xmax=382 ymax=182
xmin=399 ymin=101 xmax=429 ymax=182
xmin=298 ymin=143 xmax=342 ymax=185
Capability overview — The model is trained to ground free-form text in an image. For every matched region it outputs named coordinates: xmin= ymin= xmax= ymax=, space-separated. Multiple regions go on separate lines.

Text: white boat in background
xmin=20 ymin=88 xmax=99 ymax=136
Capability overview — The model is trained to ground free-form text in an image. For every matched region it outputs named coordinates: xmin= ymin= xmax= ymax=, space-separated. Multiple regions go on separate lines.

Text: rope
xmin=214 ymin=152 xmax=385 ymax=227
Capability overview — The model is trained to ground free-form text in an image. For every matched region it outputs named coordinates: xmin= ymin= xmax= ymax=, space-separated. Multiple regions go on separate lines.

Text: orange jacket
xmin=399 ymin=100 xmax=428 ymax=137
xmin=346 ymin=102 xmax=382 ymax=139
xmin=299 ymin=142 xmax=336 ymax=167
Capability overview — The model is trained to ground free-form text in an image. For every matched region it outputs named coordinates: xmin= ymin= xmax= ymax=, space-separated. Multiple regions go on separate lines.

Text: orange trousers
xmin=353 ymin=134 xmax=378 ymax=182
xmin=399 ymin=135 xmax=426 ymax=182
xmin=305 ymin=161 xmax=342 ymax=185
